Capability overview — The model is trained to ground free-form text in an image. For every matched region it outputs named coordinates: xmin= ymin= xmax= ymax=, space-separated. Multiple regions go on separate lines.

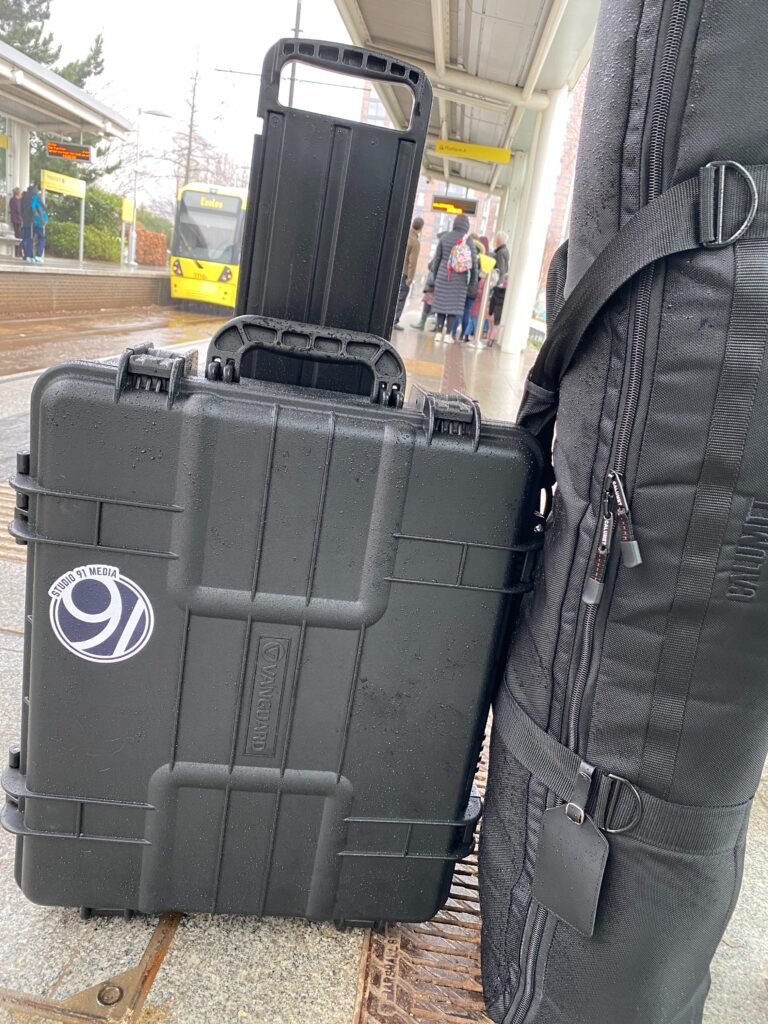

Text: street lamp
xmin=128 ymin=107 xmax=172 ymax=266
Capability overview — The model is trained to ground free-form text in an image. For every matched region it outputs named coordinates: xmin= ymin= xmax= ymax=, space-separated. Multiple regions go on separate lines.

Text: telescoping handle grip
xmin=259 ymin=38 xmax=432 ymax=136
xmin=206 ymin=315 xmax=407 ymax=408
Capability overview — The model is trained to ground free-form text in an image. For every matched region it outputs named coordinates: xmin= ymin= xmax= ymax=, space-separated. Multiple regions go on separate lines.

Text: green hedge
xmin=83 ymin=225 xmax=121 ymax=262
xmin=42 ymin=186 xmax=172 ymax=260
xmin=45 ymin=222 xmax=79 ymax=257
xmin=46 ymin=221 xmax=121 ymax=262
xmin=45 ymin=186 xmax=122 ymax=235
xmin=138 ymin=207 xmax=173 ymax=242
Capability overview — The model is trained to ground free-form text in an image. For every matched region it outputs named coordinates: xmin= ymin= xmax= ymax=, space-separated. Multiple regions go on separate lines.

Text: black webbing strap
xmin=493 ymin=688 xmax=751 ymax=855
xmin=639 ymin=238 xmax=768 ymax=797
xmin=546 ymin=239 xmax=569 ymax=324
xmin=518 ymin=161 xmax=768 ymax=439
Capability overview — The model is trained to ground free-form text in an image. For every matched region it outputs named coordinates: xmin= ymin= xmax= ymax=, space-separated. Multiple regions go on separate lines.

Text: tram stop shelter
xmin=334 ymin=0 xmax=600 ymax=353
xmin=0 ymin=39 xmax=131 ymax=224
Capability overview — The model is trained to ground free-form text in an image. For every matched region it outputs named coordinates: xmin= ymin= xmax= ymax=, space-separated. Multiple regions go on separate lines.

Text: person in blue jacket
xmin=21 ymin=184 xmax=48 ymax=263
xmin=30 ymin=185 xmax=48 ymax=263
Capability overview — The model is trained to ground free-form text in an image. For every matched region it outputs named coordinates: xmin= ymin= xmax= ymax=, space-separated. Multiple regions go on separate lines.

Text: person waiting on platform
xmin=21 ymin=184 xmax=47 ymax=264
xmin=31 ymin=186 xmax=48 ymax=263
xmin=428 ymin=213 xmax=478 ymax=344
xmin=9 ymin=187 xmax=22 ymax=258
xmin=392 ymin=216 xmax=424 ymax=332
xmin=487 ymin=231 xmax=510 ymax=346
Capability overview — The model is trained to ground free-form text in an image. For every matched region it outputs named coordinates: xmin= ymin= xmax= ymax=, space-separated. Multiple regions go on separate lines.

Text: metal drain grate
xmin=0 ymin=481 xmax=25 ymax=564
xmin=354 ymin=757 xmax=490 ymax=1024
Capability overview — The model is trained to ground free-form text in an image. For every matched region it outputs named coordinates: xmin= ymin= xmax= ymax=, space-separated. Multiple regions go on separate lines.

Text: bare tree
xmin=204 ymin=149 xmax=250 ymax=188
xmin=182 ymin=64 xmax=200 ymax=187
xmin=103 ymin=60 xmax=251 ymax=219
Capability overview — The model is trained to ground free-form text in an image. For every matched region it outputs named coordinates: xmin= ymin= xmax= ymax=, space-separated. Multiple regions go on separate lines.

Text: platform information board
xmin=46 ymin=140 xmax=93 ymax=162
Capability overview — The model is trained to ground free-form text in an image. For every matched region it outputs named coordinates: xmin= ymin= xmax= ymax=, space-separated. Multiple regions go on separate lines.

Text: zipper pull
xmin=608 ymin=471 xmax=642 ymax=567
xmin=583 ymin=494 xmax=614 ymax=605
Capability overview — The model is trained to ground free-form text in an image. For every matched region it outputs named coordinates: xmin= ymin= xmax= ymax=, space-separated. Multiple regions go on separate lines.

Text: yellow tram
xmin=170 ymin=182 xmax=247 ymax=309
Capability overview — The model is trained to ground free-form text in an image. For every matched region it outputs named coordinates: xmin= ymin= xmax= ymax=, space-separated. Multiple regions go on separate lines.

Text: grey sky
xmin=47 ymin=0 xmax=358 ymax=206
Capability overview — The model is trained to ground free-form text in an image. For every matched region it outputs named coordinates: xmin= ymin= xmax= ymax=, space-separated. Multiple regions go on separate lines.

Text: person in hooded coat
xmin=429 ymin=213 xmax=478 ymax=343
xmin=9 ymin=187 xmax=22 ymax=258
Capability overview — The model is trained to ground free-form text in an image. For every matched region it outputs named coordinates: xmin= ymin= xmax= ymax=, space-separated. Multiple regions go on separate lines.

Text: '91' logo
xmin=49 ymin=565 xmax=154 ymax=664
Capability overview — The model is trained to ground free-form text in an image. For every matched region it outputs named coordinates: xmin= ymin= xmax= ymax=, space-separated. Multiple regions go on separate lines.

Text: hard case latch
xmin=114 ymin=344 xmax=198 ymax=408
xmin=412 ymin=386 xmax=482 ymax=451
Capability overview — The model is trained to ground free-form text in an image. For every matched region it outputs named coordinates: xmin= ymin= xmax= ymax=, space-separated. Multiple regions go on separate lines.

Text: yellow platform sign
xmin=121 ymin=197 xmax=135 ymax=224
xmin=41 ymin=168 xmax=86 ymax=199
xmin=435 ymin=138 xmax=512 ymax=165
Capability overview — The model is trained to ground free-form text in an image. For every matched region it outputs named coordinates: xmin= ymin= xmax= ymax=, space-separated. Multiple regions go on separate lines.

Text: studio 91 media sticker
xmin=49 ymin=564 xmax=154 ymax=664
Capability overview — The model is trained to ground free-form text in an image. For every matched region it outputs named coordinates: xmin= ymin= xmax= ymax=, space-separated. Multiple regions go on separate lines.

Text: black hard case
xmin=2 ymin=42 xmax=543 ymax=924
xmin=4 ymin=342 xmax=541 ymax=922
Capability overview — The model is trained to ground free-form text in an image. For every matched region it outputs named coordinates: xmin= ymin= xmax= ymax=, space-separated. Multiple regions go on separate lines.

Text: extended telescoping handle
xmin=259 ymin=38 xmax=432 ymax=137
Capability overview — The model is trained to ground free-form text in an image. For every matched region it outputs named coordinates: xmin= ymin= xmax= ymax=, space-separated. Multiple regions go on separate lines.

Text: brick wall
xmin=0 ymin=271 xmax=170 ymax=317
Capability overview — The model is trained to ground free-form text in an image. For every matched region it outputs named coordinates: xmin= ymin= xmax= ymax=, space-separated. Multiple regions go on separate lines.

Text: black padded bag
xmin=480 ymin=2 xmax=768 ymax=1022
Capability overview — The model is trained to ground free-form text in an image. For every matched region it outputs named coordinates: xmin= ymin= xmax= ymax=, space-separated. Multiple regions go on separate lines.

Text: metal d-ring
xmin=603 ymin=773 xmax=643 ymax=835
xmin=700 ymin=160 xmax=759 ymax=248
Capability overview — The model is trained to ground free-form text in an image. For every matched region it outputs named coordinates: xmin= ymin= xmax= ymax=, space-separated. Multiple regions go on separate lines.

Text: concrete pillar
xmin=500 ymin=86 xmax=570 ymax=353
xmin=500 ymin=150 xmax=529 ymax=263
xmin=8 ymin=119 xmax=30 ymax=190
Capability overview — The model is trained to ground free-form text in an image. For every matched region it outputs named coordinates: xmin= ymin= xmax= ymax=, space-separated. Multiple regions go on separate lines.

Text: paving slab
xmin=706 ymin=778 xmax=768 ymax=1022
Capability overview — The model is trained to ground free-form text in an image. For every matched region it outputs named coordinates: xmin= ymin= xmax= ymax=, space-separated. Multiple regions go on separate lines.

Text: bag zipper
xmin=509 ymin=904 xmax=547 ymax=1024
xmin=509 ymin=3 xmax=691 ymax=1020
xmin=571 ymin=0 xmax=690 ymax=745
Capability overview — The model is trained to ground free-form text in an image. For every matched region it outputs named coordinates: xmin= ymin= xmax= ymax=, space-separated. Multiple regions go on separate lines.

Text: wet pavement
xmin=0 ymin=307 xmax=226 ymax=378
xmin=0 ymin=255 xmax=166 ymax=275
xmin=0 ymin=304 xmax=765 ymax=1023
xmin=0 ymin=308 xmax=227 ymax=485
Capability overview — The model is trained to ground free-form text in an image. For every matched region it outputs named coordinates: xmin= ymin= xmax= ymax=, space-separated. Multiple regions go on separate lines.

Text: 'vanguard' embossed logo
xmin=727 ymin=500 xmax=768 ymax=603
xmin=245 ymin=637 xmax=290 ymax=756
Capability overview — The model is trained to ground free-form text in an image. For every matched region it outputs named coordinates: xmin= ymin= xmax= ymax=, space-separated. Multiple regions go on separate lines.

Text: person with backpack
xmin=20 ymin=184 xmax=47 ymax=263
xmin=429 ymin=213 xmax=478 ymax=343
xmin=30 ymin=185 xmax=48 ymax=263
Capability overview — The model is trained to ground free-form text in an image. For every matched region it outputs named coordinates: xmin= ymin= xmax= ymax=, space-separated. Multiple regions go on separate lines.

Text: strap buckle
xmin=565 ymin=760 xmax=595 ymax=825
xmin=603 ymin=773 xmax=643 ymax=835
xmin=699 ymin=160 xmax=758 ymax=248
xmin=563 ymin=762 xmax=642 ymax=835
